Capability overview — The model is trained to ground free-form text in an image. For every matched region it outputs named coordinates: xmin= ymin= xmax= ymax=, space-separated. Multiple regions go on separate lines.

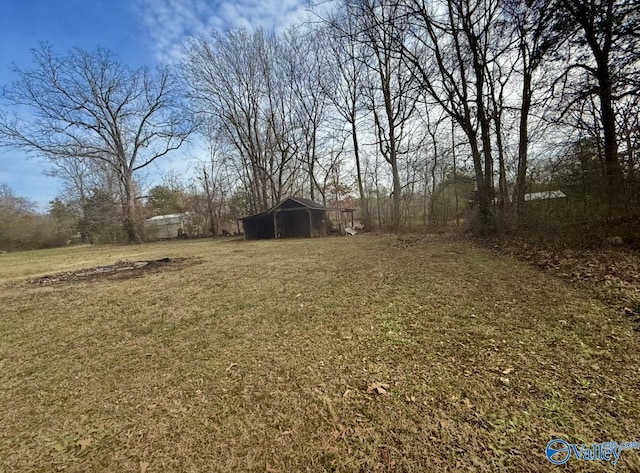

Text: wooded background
xmin=1 ymin=0 xmax=639 ymax=248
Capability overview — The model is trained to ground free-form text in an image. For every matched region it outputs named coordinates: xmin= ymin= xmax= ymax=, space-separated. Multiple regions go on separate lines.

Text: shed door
xmin=277 ymin=210 xmax=310 ymax=238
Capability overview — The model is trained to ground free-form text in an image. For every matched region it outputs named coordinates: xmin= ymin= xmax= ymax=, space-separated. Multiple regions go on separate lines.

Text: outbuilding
xmin=240 ymin=197 xmax=352 ymax=240
xmin=524 ymin=190 xmax=567 ymax=201
xmin=144 ymin=213 xmax=194 ymax=240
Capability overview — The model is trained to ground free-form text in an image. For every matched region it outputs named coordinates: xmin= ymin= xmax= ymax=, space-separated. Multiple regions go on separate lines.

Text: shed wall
xmin=240 ymin=198 xmax=330 ymax=240
xmin=276 ymin=210 xmax=311 ymax=238
xmin=242 ymin=214 xmax=275 ymax=240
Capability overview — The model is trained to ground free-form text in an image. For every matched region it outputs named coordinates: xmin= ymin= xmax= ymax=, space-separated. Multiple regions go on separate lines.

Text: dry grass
xmin=0 ymin=235 xmax=639 ymax=472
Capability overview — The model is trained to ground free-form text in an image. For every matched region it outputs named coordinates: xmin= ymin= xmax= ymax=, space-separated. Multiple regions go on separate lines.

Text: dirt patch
xmin=30 ymin=257 xmax=188 ymax=285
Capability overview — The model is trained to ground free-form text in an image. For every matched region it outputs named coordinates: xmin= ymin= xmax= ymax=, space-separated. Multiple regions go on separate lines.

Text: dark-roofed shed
xmin=241 ymin=211 xmax=275 ymax=240
xmin=240 ymin=197 xmax=334 ymax=240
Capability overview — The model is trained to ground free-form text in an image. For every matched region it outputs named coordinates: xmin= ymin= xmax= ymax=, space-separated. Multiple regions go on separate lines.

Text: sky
xmin=0 ymin=0 xmax=316 ymax=210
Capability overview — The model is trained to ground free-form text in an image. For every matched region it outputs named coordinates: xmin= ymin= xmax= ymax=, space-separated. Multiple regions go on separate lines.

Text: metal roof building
xmin=144 ymin=213 xmax=194 ymax=240
xmin=524 ymin=190 xmax=567 ymax=201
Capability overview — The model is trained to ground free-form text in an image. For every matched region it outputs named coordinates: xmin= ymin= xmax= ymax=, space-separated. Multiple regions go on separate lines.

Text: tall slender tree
xmin=352 ymin=0 xmax=417 ymax=229
xmin=322 ymin=12 xmax=371 ymax=228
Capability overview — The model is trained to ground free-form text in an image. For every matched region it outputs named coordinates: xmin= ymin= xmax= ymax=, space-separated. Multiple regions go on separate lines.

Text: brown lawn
xmin=0 ymin=235 xmax=639 ymax=472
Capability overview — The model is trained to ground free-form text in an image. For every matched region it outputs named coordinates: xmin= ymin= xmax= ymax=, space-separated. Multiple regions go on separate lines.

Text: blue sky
xmin=0 ymin=0 xmax=315 ymax=210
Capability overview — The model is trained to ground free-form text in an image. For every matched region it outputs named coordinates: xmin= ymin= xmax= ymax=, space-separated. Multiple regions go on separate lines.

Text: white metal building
xmin=144 ymin=213 xmax=194 ymax=240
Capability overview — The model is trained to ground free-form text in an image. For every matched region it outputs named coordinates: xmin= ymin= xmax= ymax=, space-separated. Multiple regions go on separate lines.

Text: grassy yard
xmin=0 ymin=235 xmax=639 ymax=472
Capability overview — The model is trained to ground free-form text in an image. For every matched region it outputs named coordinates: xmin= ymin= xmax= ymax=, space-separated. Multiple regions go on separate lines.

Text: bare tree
xmin=193 ymin=128 xmax=238 ymax=237
xmin=183 ymin=30 xmax=269 ymax=213
xmin=617 ymin=94 xmax=640 ymax=182
xmin=184 ymin=29 xmax=307 ymax=213
xmin=0 ymin=44 xmax=193 ymax=242
xmin=0 ymin=183 xmax=35 ymax=215
xmin=322 ymin=11 xmax=372 ymax=228
xmin=45 ymin=156 xmax=122 ymax=241
xmin=504 ymin=0 xmax=560 ymax=219
xmin=401 ymin=0 xmax=501 ymax=227
xmin=287 ymin=30 xmax=331 ymax=201
xmin=556 ymin=0 xmax=639 ymax=214
xmin=261 ymin=33 xmax=302 ymax=204
xmin=352 ymin=0 xmax=417 ymax=229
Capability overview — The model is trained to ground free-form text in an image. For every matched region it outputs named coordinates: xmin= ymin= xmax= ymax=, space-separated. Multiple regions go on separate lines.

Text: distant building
xmin=144 ymin=213 xmax=197 ymax=240
xmin=524 ymin=190 xmax=567 ymax=202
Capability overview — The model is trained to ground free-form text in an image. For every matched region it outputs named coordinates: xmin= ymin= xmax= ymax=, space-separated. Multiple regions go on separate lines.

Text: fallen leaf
xmin=499 ymin=377 xmax=510 ymax=385
xmin=266 ymin=462 xmax=278 ymax=472
xmin=77 ymin=438 xmax=92 ymax=450
xmin=140 ymin=462 xmax=149 ymax=473
xmin=502 ymin=368 xmax=514 ymax=375
xmin=367 ymin=382 xmax=390 ymax=395
xmin=333 ymin=427 xmax=348 ymax=440
xmin=438 ymin=419 xmax=453 ymax=430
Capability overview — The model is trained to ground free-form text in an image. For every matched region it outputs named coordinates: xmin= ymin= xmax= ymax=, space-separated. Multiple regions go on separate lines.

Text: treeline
xmin=0 ymin=185 xmax=77 ymax=251
xmin=1 ymin=0 xmax=639 ymax=246
xmin=0 ymin=178 xmax=244 ymax=251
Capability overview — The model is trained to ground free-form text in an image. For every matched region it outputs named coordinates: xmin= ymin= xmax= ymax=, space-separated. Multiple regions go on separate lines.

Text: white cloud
xmin=132 ymin=0 xmax=324 ymax=63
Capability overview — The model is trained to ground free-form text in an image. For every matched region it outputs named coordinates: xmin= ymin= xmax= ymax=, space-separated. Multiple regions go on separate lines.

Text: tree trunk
xmin=466 ymin=11 xmax=494 ymax=229
xmin=477 ymin=98 xmax=494 ymax=220
xmin=626 ymin=132 xmax=635 ymax=178
xmin=383 ymin=80 xmax=402 ymax=230
xmin=495 ymin=114 xmax=508 ymax=222
xmin=468 ymin=133 xmax=491 ymax=225
xmin=122 ymin=176 xmax=139 ymax=243
xmin=515 ymin=66 xmax=532 ymax=222
xmin=309 ymin=160 xmax=315 ymax=201
xmin=598 ymin=68 xmax=625 ymax=216
xmin=352 ymin=120 xmax=369 ymax=229
xmin=391 ymin=155 xmax=402 ymax=229
xmin=452 ymin=123 xmax=459 ymax=226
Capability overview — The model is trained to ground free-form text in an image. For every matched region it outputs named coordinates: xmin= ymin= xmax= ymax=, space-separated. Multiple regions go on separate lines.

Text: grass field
xmin=1 ymin=235 xmax=639 ymax=472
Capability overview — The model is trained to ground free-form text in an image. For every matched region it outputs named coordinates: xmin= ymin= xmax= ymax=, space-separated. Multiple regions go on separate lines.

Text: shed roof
xmin=270 ymin=196 xmax=355 ymax=212
xmin=277 ymin=196 xmax=326 ymax=210
xmin=146 ymin=212 xmax=192 ymax=222
xmin=240 ymin=197 xmax=337 ymax=220
xmin=239 ymin=211 xmax=269 ymax=221
xmin=524 ymin=190 xmax=566 ymax=201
